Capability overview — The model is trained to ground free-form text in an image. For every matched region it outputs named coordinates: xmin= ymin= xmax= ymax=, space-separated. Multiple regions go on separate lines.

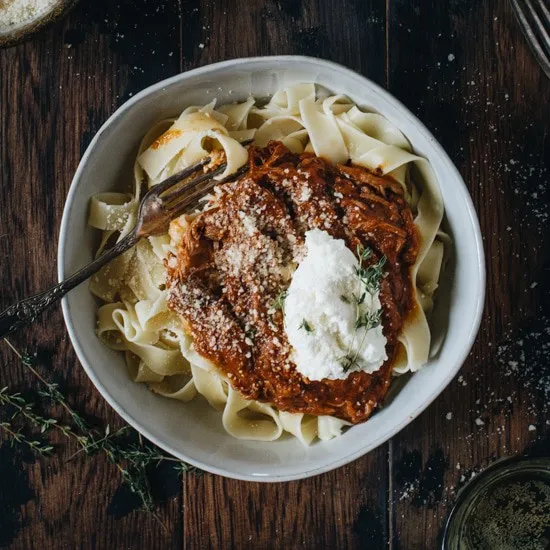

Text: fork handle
xmin=0 ymin=231 xmax=139 ymax=339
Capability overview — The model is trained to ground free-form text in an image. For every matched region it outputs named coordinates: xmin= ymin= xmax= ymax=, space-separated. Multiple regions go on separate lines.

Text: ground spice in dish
xmin=464 ymin=473 xmax=550 ymax=549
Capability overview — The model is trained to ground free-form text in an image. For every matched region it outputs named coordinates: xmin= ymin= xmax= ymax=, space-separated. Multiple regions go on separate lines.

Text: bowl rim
xmin=58 ymin=55 xmax=486 ymax=482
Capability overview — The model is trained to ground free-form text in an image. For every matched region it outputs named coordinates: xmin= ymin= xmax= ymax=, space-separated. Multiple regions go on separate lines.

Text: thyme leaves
xmin=339 ymin=245 xmax=387 ymax=373
xmin=0 ymin=338 xmax=200 ymax=516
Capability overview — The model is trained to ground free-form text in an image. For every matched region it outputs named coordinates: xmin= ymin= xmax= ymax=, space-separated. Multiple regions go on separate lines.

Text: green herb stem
xmin=1 ymin=338 xmax=199 ymax=515
xmin=339 ymin=245 xmax=387 ymax=373
xmin=0 ymin=421 xmax=54 ymax=456
xmin=270 ymin=289 xmax=287 ymax=311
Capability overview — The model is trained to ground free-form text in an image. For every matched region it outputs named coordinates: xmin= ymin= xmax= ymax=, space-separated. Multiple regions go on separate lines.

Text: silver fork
xmin=0 ymin=159 xmax=248 ymax=338
xmin=510 ymin=0 xmax=550 ymax=79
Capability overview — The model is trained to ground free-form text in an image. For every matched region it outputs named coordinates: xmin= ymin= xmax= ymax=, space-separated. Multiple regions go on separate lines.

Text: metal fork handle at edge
xmin=0 ymin=231 xmax=139 ymax=339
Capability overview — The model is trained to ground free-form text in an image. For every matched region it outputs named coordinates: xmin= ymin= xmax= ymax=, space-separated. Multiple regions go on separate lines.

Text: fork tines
xmin=511 ymin=0 xmax=550 ymax=78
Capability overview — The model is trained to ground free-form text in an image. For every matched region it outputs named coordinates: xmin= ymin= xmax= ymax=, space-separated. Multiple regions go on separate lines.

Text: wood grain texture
xmin=387 ymin=1 xmax=550 ymax=548
xmin=0 ymin=1 xmax=183 ymax=548
xmin=185 ymin=0 xmax=386 ymax=86
xmin=183 ymin=454 xmax=388 ymax=550
xmin=1 ymin=0 xmax=549 ymax=548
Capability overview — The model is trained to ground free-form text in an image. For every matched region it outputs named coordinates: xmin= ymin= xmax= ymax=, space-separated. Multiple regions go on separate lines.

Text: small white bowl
xmin=59 ymin=56 xmax=485 ymax=482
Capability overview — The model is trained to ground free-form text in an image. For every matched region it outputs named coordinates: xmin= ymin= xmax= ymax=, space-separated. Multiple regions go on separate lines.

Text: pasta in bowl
xmin=60 ymin=57 xmax=484 ymax=480
xmin=90 ymin=84 xmax=447 ymax=444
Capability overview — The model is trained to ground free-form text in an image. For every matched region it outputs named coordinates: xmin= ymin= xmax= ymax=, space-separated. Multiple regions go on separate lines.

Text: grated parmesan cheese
xmin=0 ymin=0 xmax=57 ymax=30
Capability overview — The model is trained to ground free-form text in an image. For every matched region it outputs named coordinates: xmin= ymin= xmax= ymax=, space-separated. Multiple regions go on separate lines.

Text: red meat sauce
xmin=166 ymin=142 xmax=419 ymax=423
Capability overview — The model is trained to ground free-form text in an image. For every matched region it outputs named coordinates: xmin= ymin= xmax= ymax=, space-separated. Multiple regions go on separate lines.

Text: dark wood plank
xmin=181 ymin=0 xmax=387 ymax=86
xmin=183 ymin=455 xmax=388 ymax=550
xmin=0 ymin=1 xmax=183 ymax=548
xmin=2 ymin=0 xmax=548 ymax=548
xmin=387 ymin=0 xmax=550 ymax=547
xmin=180 ymin=1 xmax=390 ymax=548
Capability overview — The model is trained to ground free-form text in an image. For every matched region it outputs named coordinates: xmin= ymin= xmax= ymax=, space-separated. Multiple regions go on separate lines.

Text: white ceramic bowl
xmin=59 ymin=56 xmax=485 ymax=482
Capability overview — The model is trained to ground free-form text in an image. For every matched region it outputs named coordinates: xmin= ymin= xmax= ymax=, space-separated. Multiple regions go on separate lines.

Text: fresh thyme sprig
xmin=355 ymin=244 xmax=387 ymax=295
xmin=338 ymin=355 xmax=357 ymax=374
xmin=0 ymin=338 xmax=200 ymax=515
xmin=270 ymin=289 xmax=287 ymax=311
xmin=339 ymin=245 xmax=387 ymax=373
xmin=65 ymin=425 xmax=130 ymax=461
xmin=0 ymin=386 xmax=58 ymax=432
xmin=37 ymin=382 xmax=89 ymax=432
xmin=354 ymin=309 xmax=383 ymax=331
xmin=0 ymin=420 xmax=54 ymax=456
xmin=0 ymin=382 xmax=131 ymax=461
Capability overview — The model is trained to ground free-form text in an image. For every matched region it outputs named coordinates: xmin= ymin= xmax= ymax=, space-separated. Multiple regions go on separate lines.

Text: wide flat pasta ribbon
xmin=90 ymin=83 xmax=449 ymax=443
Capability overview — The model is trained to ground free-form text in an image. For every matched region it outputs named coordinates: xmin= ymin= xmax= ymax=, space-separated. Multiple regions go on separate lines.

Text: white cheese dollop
xmin=284 ymin=229 xmax=387 ymax=381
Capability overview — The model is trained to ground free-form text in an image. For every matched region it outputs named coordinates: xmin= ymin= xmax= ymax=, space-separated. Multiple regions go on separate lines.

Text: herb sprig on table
xmin=0 ymin=339 xmax=200 ymax=517
xmin=339 ymin=245 xmax=387 ymax=373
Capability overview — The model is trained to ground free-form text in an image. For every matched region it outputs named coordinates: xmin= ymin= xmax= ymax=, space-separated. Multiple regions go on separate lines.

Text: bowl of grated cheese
xmin=0 ymin=0 xmax=79 ymax=48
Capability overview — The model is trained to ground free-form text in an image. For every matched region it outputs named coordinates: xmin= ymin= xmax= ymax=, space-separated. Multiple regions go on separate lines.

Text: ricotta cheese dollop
xmin=284 ymin=229 xmax=387 ymax=381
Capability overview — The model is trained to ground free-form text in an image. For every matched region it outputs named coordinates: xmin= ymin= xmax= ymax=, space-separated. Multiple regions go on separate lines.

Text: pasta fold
xmin=91 ymin=84 xmax=448 ymax=445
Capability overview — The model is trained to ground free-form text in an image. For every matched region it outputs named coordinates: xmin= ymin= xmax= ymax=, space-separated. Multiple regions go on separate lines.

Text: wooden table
xmin=1 ymin=0 xmax=549 ymax=548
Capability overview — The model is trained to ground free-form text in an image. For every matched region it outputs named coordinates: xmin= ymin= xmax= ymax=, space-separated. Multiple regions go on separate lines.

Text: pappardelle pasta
xmin=89 ymin=83 xmax=448 ymax=445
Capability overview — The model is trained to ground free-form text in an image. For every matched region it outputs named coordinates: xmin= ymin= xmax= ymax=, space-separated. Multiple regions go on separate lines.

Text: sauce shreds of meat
xmin=166 ymin=142 xmax=419 ymax=423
